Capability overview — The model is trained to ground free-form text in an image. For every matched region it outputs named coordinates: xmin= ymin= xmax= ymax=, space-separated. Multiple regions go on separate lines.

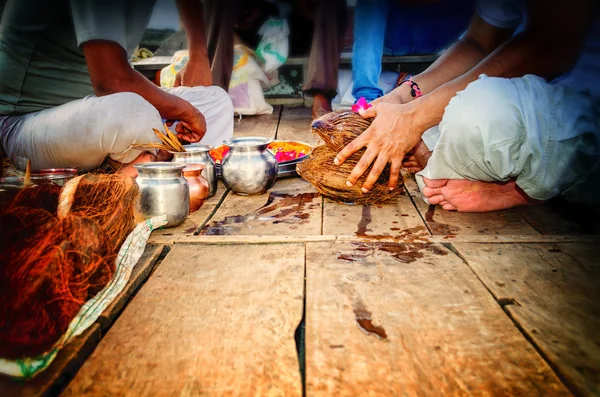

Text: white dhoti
xmin=0 ymin=86 xmax=234 ymax=171
xmin=417 ymin=75 xmax=600 ymax=205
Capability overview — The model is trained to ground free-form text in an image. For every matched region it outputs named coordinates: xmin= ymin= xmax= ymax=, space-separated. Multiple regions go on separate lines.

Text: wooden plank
xmin=148 ymin=181 xmax=228 ymax=243
xmin=453 ymin=242 xmax=600 ymax=396
xmin=275 ymin=107 xmax=319 ymax=146
xmin=516 ymin=203 xmax=600 ymax=235
xmin=233 ymin=105 xmax=281 ymax=138
xmin=198 ymin=177 xmax=323 ymax=236
xmin=96 ymin=244 xmax=165 ymax=330
xmin=322 ymin=194 xmax=427 ymax=238
xmin=1 ymin=324 xmax=102 ymax=397
xmin=403 ymin=174 xmax=539 ymax=236
xmin=305 ymin=241 xmax=568 ymax=396
xmin=65 ymin=244 xmax=304 ymax=396
xmin=148 ymin=233 xmax=600 ymax=246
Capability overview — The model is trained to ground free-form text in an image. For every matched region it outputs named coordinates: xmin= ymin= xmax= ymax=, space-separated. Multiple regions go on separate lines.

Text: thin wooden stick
xmin=24 ymin=159 xmax=31 ymax=186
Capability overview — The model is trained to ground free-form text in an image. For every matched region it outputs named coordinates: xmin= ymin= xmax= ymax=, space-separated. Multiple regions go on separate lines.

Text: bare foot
xmin=422 ymin=177 xmax=544 ymax=212
xmin=403 ymin=139 xmax=432 ymax=173
xmin=109 ymin=152 xmax=157 ymax=178
xmin=312 ymin=93 xmax=332 ymax=119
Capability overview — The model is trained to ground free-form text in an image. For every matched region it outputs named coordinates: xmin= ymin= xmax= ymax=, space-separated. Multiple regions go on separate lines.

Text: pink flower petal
xmin=351 ymin=97 xmax=372 ymax=112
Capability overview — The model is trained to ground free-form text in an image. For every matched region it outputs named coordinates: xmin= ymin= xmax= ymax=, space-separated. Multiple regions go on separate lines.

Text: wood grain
xmin=65 ymin=243 xmax=304 ymax=396
xmin=322 ymin=194 xmax=427 ymax=238
xmin=1 ymin=325 xmax=102 ymax=397
xmin=233 ymin=105 xmax=281 ymax=138
xmin=149 ymin=181 xmax=228 ymax=243
xmin=454 ymin=242 xmax=600 ymax=396
xmin=198 ymin=178 xmax=323 ymax=236
xmin=305 ymin=241 xmax=569 ymax=396
xmin=275 ymin=107 xmax=318 ymax=146
xmin=403 ymin=175 xmax=539 ymax=236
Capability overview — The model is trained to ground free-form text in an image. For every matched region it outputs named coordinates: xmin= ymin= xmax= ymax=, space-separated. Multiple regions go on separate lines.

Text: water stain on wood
xmin=353 ymin=307 xmax=387 ymax=339
xmin=199 ymin=191 xmax=320 ymax=235
xmin=338 ymin=237 xmax=447 ymax=265
xmin=424 ymin=204 xmax=460 ymax=235
xmin=356 ymin=205 xmax=372 ymax=236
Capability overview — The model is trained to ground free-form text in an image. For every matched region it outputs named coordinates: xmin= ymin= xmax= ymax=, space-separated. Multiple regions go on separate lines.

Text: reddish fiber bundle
xmin=0 ymin=176 xmax=138 ymax=359
xmin=0 ymin=210 xmax=112 ymax=359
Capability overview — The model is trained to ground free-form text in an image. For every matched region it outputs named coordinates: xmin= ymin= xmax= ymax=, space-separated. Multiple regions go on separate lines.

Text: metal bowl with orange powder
xmin=209 ymin=140 xmax=312 ymax=179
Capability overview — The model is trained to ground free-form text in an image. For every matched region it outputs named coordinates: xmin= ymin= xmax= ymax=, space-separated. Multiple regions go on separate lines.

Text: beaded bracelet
xmin=400 ymin=79 xmax=423 ymax=98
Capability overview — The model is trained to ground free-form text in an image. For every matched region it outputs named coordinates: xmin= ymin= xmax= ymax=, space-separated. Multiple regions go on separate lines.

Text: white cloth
xmin=0 ymin=86 xmax=234 ymax=171
xmin=417 ymin=75 xmax=600 ymax=204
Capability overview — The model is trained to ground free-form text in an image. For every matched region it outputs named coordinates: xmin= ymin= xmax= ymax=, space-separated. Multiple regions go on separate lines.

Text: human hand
xmin=334 ymin=102 xmax=423 ymax=192
xmin=174 ymin=106 xmax=206 ymax=143
xmin=174 ymin=58 xmax=212 ymax=87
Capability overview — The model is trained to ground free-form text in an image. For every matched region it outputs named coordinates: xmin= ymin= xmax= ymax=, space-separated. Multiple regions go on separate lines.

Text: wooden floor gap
xmin=293 ymin=243 xmax=308 ymax=397
xmin=445 ymin=242 xmax=578 ymax=396
xmin=273 ymin=105 xmax=284 ymax=140
xmin=193 ymin=188 xmax=231 ymax=235
xmin=403 ymin=181 xmax=433 ymax=235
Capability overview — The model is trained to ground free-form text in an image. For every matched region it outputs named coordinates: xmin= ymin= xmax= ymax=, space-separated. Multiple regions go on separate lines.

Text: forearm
xmin=411 ymin=28 xmax=589 ymax=133
xmin=176 ymin=0 xmax=209 ymax=62
xmin=94 ymin=67 xmax=193 ymax=120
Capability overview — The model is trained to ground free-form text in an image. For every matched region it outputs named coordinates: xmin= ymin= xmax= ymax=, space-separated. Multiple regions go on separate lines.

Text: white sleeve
xmin=69 ymin=0 xmax=127 ymax=50
xmin=475 ymin=0 xmax=524 ymax=29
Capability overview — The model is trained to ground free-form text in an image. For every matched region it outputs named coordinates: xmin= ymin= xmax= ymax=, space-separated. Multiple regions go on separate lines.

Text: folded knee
xmin=440 ymin=75 xmax=521 ymax=144
xmin=94 ymin=93 xmax=162 ymax=153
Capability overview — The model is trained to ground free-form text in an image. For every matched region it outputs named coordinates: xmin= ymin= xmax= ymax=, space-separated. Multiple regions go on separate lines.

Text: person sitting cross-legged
xmin=335 ymin=0 xmax=600 ymax=212
xmin=0 ymin=0 xmax=234 ymax=177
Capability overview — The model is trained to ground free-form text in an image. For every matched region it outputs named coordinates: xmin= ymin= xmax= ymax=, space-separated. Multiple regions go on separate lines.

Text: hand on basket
xmin=334 ymin=102 xmax=422 ymax=192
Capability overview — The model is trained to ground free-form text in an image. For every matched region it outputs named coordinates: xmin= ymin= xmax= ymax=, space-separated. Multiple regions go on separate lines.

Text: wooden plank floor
xmin=8 ymin=105 xmax=600 ymax=396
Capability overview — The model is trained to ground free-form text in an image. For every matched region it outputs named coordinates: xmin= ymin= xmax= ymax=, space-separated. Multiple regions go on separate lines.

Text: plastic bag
xmin=160 ymin=47 xmax=273 ymax=116
xmin=256 ymin=18 xmax=290 ymax=74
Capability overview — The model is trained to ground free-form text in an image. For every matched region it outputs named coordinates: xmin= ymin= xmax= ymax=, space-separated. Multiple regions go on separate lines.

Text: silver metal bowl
xmin=30 ymin=168 xmax=78 ymax=186
xmin=215 ymin=140 xmax=311 ymax=179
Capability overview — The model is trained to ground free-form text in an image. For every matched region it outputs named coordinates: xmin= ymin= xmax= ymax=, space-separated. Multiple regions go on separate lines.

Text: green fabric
xmin=0 ymin=0 xmax=155 ymax=116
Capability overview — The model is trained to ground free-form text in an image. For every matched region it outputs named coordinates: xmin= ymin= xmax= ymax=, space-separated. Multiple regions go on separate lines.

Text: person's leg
xmin=203 ymin=0 xmax=243 ymax=90
xmin=303 ymin=0 xmax=347 ymax=118
xmin=164 ymin=85 xmax=234 ymax=146
xmin=351 ymin=0 xmax=389 ymax=102
xmin=416 ymin=75 xmax=599 ymax=212
xmin=1 ymin=93 xmax=163 ymax=173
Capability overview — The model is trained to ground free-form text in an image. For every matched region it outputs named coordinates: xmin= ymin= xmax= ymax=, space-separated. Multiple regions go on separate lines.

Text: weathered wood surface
xmin=516 ymin=204 xmax=600 ymax=235
xmin=233 ymin=105 xmax=281 ymax=138
xmin=96 ymin=244 xmax=165 ymax=329
xmin=403 ymin=175 xmax=539 ymax=236
xmin=275 ymin=107 xmax=318 ymax=146
xmin=322 ymin=193 xmax=426 ymax=238
xmin=65 ymin=244 xmax=305 ymax=396
xmin=198 ymin=177 xmax=323 ymax=236
xmin=305 ymin=241 xmax=568 ymax=396
xmin=143 ymin=233 xmax=600 ymax=246
xmin=1 ymin=325 xmax=102 ymax=397
xmin=454 ymin=242 xmax=600 ymax=396
xmin=149 ymin=182 xmax=228 ymax=243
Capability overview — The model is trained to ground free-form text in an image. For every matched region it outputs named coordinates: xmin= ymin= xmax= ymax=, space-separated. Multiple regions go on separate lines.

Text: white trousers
xmin=0 ymin=86 xmax=234 ymax=171
xmin=417 ymin=75 xmax=600 ymax=205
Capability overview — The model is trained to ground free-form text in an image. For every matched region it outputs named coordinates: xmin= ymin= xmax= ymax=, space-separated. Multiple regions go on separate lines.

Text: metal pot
xmin=182 ymin=164 xmax=210 ymax=213
xmin=171 ymin=145 xmax=217 ymax=197
xmin=30 ymin=168 xmax=78 ymax=187
xmin=221 ymin=137 xmax=278 ymax=195
xmin=134 ymin=162 xmax=189 ymax=228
